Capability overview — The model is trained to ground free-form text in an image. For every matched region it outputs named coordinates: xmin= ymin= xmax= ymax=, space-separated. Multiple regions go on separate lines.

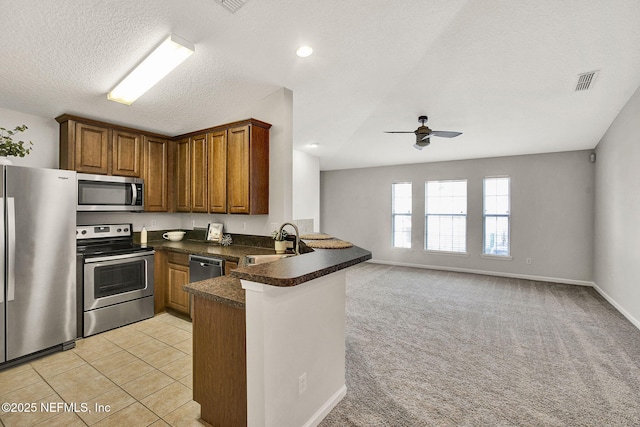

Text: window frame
xmin=424 ymin=179 xmax=468 ymax=254
xmin=391 ymin=181 xmax=412 ymax=249
xmin=482 ymin=176 xmax=511 ymax=258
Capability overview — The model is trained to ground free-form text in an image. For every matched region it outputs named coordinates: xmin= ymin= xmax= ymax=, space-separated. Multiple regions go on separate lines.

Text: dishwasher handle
xmin=189 ymin=255 xmax=224 ymax=267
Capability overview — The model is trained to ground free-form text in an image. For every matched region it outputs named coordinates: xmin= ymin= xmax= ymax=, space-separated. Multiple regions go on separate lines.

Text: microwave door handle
xmin=131 ymin=183 xmax=137 ymax=206
xmin=7 ymin=197 xmax=15 ymax=302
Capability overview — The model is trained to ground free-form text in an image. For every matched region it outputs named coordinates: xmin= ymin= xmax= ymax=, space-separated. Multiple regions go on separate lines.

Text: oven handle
xmin=84 ymin=251 xmax=155 ymax=264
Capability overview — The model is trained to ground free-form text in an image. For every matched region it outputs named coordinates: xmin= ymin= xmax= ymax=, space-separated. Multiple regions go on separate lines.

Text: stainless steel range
xmin=77 ymin=223 xmax=155 ymax=337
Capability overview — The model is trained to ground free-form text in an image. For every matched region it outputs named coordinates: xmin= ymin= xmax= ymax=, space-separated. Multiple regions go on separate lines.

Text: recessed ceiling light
xmin=308 ymin=143 xmax=319 ymax=148
xmin=108 ymin=34 xmax=194 ymax=105
xmin=296 ymin=46 xmax=313 ymax=58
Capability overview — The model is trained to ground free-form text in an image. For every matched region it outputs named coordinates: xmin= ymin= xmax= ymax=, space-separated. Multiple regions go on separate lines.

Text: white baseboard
xmin=591 ymin=282 xmax=640 ymax=331
xmin=302 ymin=385 xmax=347 ymax=427
xmin=366 ymin=259 xmax=595 ymax=287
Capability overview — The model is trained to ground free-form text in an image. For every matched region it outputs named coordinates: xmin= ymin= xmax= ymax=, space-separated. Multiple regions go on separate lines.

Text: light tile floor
xmin=0 ymin=313 xmax=205 ymax=427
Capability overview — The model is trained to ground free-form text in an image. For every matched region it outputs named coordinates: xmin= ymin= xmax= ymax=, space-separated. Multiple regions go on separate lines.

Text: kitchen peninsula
xmin=184 ymin=242 xmax=371 ymax=427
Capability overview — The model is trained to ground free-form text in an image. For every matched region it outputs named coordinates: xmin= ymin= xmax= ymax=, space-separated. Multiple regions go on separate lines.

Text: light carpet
xmin=320 ymin=263 xmax=640 ymax=426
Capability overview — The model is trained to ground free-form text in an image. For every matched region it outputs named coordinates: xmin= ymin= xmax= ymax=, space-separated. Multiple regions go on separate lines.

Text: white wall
xmin=593 ymin=84 xmax=640 ymax=328
xmin=321 ymin=150 xmax=595 ymax=284
xmin=0 ymin=107 xmax=59 ymax=169
xmin=292 ymin=150 xmax=320 ymax=232
xmin=243 ymin=271 xmax=347 ymax=427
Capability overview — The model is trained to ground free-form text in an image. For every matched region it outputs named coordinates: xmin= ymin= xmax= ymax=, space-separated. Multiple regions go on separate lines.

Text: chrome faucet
xmin=278 ymin=222 xmax=300 ymax=255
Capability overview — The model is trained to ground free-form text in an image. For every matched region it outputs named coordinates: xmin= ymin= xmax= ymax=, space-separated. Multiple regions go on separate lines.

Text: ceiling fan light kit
xmin=385 ymin=115 xmax=462 ymax=150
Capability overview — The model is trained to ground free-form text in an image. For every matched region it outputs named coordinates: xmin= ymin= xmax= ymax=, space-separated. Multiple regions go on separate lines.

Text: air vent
xmin=575 ymin=70 xmax=599 ymax=91
xmin=215 ymin=0 xmax=247 ymax=13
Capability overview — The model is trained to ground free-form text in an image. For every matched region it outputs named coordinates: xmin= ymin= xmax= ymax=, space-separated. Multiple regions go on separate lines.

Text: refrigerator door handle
xmin=7 ymin=197 xmax=15 ymax=302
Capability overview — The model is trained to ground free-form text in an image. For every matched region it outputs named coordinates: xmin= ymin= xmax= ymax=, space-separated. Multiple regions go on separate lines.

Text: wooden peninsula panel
xmin=193 ymin=296 xmax=247 ymax=426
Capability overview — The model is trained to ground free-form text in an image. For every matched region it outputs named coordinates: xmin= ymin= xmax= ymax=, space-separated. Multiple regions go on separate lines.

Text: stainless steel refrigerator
xmin=1 ymin=165 xmax=77 ymax=364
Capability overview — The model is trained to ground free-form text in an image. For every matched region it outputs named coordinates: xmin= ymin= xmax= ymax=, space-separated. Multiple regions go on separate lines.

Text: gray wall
xmin=594 ymin=84 xmax=640 ymax=328
xmin=321 ymin=150 xmax=595 ymax=284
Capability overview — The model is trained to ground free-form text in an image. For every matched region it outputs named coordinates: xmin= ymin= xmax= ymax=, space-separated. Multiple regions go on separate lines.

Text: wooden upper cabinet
xmin=208 ymin=130 xmax=227 ymax=213
xmin=227 ymin=125 xmax=251 ymax=214
xmin=227 ymin=123 xmax=270 ymax=215
xmin=57 ymin=115 xmax=165 ymax=182
xmin=175 ymin=138 xmax=191 ymax=212
xmin=112 ymin=130 xmax=142 ymax=177
xmin=74 ymin=122 xmax=110 ymax=174
xmin=190 ymin=134 xmax=208 ymax=213
xmin=57 ymin=114 xmax=270 ymax=215
xmin=144 ymin=136 xmax=170 ymax=212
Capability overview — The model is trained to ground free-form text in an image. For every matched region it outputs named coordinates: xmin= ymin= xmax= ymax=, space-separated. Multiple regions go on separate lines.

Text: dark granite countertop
xmin=150 ymin=239 xmax=276 ymax=263
xmin=183 ymin=244 xmax=372 ymax=308
xmin=183 ymin=275 xmax=246 ymax=308
xmin=231 ymin=245 xmax=372 ymax=287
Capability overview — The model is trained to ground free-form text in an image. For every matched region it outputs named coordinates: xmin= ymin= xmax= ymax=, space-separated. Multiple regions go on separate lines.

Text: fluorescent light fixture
xmin=108 ymin=34 xmax=194 ymax=105
xmin=296 ymin=45 xmax=313 ymax=58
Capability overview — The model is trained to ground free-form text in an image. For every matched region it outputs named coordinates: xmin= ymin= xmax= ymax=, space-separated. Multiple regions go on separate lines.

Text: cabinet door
xmin=227 ymin=125 xmax=250 ymax=214
xmin=166 ymin=260 xmax=190 ymax=315
xmin=190 ymin=134 xmax=208 ymax=213
xmin=112 ymin=130 xmax=142 ymax=177
xmin=208 ymin=130 xmax=227 ymax=213
xmin=144 ymin=137 xmax=169 ymax=212
xmin=175 ymin=138 xmax=191 ymax=212
xmin=74 ymin=122 xmax=110 ymax=174
xmin=224 ymin=261 xmax=238 ymax=276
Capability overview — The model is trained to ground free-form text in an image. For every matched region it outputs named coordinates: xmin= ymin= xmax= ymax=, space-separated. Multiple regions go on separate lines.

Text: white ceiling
xmin=1 ymin=0 xmax=640 ymax=171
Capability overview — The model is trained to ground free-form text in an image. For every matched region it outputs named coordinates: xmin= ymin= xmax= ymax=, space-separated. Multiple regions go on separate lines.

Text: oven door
xmin=84 ymin=252 xmax=154 ymax=311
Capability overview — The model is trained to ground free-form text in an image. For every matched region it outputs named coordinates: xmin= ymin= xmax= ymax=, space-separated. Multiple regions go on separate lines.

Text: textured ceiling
xmin=1 ymin=0 xmax=640 ymax=170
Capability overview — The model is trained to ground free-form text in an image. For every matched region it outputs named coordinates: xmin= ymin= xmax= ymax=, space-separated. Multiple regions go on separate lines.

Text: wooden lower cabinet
xmin=224 ymin=261 xmax=238 ymax=276
xmin=193 ymin=296 xmax=247 ymax=426
xmin=155 ymin=250 xmax=239 ymax=315
xmin=165 ymin=251 xmax=190 ymax=315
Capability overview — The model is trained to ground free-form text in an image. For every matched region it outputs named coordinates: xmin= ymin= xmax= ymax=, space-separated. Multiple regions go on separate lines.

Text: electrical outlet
xmin=241 ymin=222 xmax=247 ymax=230
xmin=192 ymin=220 xmax=196 ymax=227
xmin=151 ymin=220 xmax=157 ymax=227
xmin=271 ymin=222 xmax=279 ymax=232
xmin=298 ymin=373 xmax=307 ymax=395
xmin=526 ymin=258 xmax=532 ymax=265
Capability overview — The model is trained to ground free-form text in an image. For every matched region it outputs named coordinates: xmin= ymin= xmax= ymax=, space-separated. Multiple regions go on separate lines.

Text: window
xmin=392 ymin=182 xmax=412 ymax=248
xmin=483 ymin=176 xmax=510 ymax=256
xmin=425 ymin=180 xmax=467 ymax=253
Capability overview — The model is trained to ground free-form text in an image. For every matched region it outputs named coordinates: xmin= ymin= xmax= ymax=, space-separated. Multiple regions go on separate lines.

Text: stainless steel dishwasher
xmin=189 ymin=255 xmax=224 ymax=282
xmin=189 ymin=255 xmax=224 ymax=317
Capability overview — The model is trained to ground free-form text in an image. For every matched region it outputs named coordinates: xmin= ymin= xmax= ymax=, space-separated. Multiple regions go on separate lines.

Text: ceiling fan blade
xmin=430 ymin=130 xmax=462 ymax=138
xmin=420 ymin=134 xmax=432 ymax=141
xmin=384 ymin=131 xmax=415 ymax=134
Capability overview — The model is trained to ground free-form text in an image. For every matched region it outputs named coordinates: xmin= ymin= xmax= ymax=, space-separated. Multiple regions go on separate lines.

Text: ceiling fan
xmin=385 ymin=115 xmax=462 ymax=150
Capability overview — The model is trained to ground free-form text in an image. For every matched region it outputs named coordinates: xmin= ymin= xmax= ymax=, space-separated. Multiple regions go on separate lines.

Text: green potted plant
xmin=0 ymin=124 xmax=34 ymax=164
xmin=272 ymin=229 xmax=289 ymax=254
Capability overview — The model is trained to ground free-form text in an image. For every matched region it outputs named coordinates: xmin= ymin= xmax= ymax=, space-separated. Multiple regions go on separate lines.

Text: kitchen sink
xmin=244 ymin=254 xmax=295 ymax=265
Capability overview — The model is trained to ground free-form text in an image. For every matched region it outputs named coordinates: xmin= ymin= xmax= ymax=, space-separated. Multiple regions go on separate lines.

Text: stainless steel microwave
xmin=77 ymin=173 xmax=144 ymax=211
